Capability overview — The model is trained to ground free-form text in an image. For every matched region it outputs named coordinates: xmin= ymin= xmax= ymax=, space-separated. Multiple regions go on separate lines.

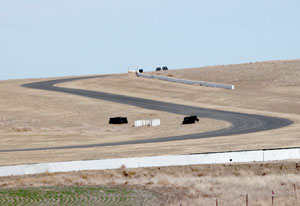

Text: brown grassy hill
xmin=0 ymin=59 xmax=299 ymax=166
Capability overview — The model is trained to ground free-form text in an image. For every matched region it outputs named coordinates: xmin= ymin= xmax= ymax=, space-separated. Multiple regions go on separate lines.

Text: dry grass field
xmin=0 ymin=78 xmax=228 ymax=166
xmin=0 ymin=59 xmax=300 ymax=205
xmin=62 ymin=59 xmax=300 ymax=115
xmin=60 ymin=60 xmax=300 ymax=148
xmin=0 ymin=59 xmax=299 ymax=166
xmin=1 ymin=161 xmax=300 ymax=205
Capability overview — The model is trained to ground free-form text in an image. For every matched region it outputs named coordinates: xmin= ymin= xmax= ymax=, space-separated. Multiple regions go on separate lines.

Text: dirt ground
xmin=0 ymin=59 xmax=299 ymax=166
xmin=2 ymin=161 xmax=300 ymax=205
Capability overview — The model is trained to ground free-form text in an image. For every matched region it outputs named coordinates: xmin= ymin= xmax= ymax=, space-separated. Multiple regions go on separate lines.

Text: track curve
xmin=1 ymin=75 xmax=292 ymax=152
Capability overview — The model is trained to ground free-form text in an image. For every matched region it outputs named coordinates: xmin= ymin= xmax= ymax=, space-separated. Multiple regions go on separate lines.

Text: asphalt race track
xmin=0 ymin=75 xmax=293 ymax=153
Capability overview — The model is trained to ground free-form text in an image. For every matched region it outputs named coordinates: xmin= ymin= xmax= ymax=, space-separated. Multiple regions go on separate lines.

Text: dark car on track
xmin=155 ymin=67 xmax=161 ymax=71
xmin=162 ymin=66 xmax=168 ymax=71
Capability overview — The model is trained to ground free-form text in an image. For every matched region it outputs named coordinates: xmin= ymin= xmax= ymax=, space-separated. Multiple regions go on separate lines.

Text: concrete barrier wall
xmin=1 ymin=148 xmax=299 ymax=177
xmin=134 ymin=119 xmax=160 ymax=127
xmin=137 ymin=73 xmax=234 ymax=90
xmin=151 ymin=119 xmax=160 ymax=126
xmin=134 ymin=120 xmax=146 ymax=127
xmin=263 ymin=148 xmax=300 ymax=161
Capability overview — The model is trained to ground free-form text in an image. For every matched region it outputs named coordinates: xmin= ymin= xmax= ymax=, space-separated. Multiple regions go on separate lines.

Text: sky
xmin=0 ymin=0 xmax=300 ymax=80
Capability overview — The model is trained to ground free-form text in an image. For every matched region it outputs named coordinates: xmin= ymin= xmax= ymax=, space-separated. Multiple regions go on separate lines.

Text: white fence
xmin=134 ymin=119 xmax=160 ymax=127
xmin=136 ymin=73 xmax=234 ymax=90
xmin=1 ymin=148 xmax=300 ymax=177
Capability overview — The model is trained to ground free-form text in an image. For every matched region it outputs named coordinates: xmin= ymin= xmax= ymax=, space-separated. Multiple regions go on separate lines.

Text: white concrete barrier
xmin=81 ymin=159 xmax=117 ymax=171
xmin=1 ymin=148 xmax=300 ymax=177
xmin=137 ymin=73 xmax=234 ymax=90
xmin=48 ymin=161 xmax=82 ymax=173
xmin=263 ymin=148 xmax=300 ymax=161
xmin=134 ymin=120 xmax=145 ymax=127
xmin=151 ymin=119 xmax=160 ymax=126
xmin=25 ymin=164 xmax=48 ymax=175
xmin=134 ymin=119 xmax=160 ymax=127
xmin=0 ymin=165 xmax=27 ymax=177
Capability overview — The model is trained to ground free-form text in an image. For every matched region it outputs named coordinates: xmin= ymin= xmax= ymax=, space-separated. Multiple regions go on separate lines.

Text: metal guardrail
xmin=137 ymin=73 xmax=234 ymax=90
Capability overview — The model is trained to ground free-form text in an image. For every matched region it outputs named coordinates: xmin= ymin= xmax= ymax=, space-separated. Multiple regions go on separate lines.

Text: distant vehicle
xmin=162 ymin=66 xmax=168 ymax=71
xmin=155 ymin=67 xmax=161 ymax=71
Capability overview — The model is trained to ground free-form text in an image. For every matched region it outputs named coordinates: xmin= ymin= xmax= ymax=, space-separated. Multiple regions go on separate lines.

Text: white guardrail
xmin=136 ymin=73 xmax=235 ymax=90
xmin=1 ymin=148 xmax=300 ymax=177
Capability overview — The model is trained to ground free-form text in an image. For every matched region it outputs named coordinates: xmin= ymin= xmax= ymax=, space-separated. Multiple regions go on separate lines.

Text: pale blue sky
xmin=1 ymin=0 xmax=299 ymax=80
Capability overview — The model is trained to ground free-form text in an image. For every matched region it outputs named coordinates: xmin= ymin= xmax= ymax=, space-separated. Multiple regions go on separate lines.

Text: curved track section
xmin=1 ymin=75 xmax=292 ymax=152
